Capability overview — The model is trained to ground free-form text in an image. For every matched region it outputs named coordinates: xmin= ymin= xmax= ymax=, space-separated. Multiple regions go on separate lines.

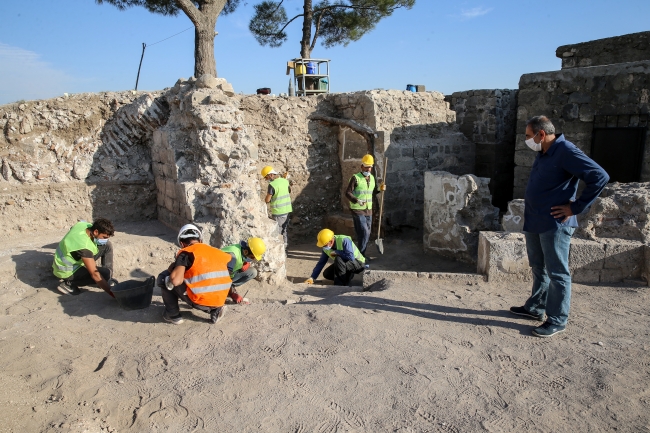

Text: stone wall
xmin=448 ymin=89 xmax=518 ymax=210
xmin=238 ymin=94 xmax=341 ymax=242
xmin=0 ymin=92 xmax=163 ymax=237
xmin=557 ymin=31 xmax=650 ymax=69
xmin=514 ymin=60 xmax=650 ymax=198
xmin=331 ymin=91 xmax=475 ymax=229
xmin=151 ymin=75 xmax=287 ymax=285
xmin=423 ymin=171 xmax=499 ymax=263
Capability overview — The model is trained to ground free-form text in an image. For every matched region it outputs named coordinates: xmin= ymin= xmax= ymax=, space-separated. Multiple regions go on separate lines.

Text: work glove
xmin=380 ymin=183 xmax=386 ymax=191
xmin=357 ymin=200 xmax=366 ymax=206
xmin=164 ymin=276 xmax=174 ymax=291
xmin=242 ymin=262 xmax=250 ymax=272
xmin=282 ymin=172 xmax=289 ymax=179
xmin=306 ymin=278 xmax=314 ymax=284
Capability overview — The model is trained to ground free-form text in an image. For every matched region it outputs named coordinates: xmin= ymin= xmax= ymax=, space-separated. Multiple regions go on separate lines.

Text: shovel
xmin=375 ymin=157 xmax=388 ymax=254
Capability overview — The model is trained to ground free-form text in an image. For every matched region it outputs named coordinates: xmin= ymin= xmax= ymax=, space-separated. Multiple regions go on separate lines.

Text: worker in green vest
xmin=221 ymin=237 xmax=267 ymax=304
xmin=53 ymin=218 xmax=116 ymax=297
xmin=345 ymin=154 xmax=386 ymax=258
xmin=261 ymin=166 xmax=292 ymax=248
xmin=305 ymin=228 xmax=366 ymax=286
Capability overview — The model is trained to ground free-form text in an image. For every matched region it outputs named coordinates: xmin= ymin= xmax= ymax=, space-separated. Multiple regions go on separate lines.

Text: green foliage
xmin=249 ymin=2 xmax=289 ymax=48
xmin=249 ymin=0 xmax=415 ymax=53
xmin=95 ymin=0 xmax=241 ymax=16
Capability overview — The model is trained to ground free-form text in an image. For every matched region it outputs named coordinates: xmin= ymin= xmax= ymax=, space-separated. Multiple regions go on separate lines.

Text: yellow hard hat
xmin=247 ymin=237 xmax=266 ymax=261
xmin=261 ymin=166 xmax=276 ymax=178
xmin=361 ymin=154 xmax=374 ymax=167
xmin=316 ymin=228 xmax=335 ymax=248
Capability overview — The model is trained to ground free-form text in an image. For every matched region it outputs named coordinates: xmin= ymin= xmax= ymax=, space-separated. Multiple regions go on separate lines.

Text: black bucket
xmin=111 ymin=276 xmax=155 ymax=310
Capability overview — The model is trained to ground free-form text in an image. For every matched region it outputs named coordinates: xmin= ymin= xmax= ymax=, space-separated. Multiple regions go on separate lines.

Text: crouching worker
xmin=157 ymin=224 xmax=232 ymax=325
xmin=53 ymin=218 xmax=115 ymax=297
xmin=306 ymin=229 xmax=366 ymax=286
xmin=221 ymin=237 xmax=266 ymax=304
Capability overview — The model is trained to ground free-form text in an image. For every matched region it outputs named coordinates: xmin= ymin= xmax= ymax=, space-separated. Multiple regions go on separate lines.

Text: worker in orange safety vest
xmin=157 ymin=224 xmax=232 ymax=325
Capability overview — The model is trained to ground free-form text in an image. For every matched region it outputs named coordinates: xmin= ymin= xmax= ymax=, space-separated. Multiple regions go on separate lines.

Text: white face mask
xmin=361 ymin=170 xmax=371 ymax=177
xmin=525 ymin=132 xmax=542 ymax=152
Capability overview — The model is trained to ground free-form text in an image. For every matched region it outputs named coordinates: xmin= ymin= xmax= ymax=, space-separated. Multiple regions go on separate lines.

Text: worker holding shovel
xmin=345 ymin=154 xmax=387 ymax=258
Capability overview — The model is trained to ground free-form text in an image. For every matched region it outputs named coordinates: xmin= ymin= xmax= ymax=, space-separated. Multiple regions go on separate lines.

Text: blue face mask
xmin=243 ymin=256 xmax=253 ymax=263
xmin=95 ymin=238 xmax=108 ymax=246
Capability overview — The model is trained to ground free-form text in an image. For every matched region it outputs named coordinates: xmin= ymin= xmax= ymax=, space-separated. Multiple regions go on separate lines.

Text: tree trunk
xmin=175 ymin=0 xmax=227 ymax=77
xmin=194 ymin=16 xmax=218 ymax=77
xmin=300 ymin=0 xmax=313 ymax=58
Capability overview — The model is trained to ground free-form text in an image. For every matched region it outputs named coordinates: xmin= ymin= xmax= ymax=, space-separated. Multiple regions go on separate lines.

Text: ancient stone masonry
xmin=448 ymin=89 xmax=518 ymax=210
xmin=237 ymin=94 xmax=341 ymax=242
xmin=152 ymin=75 xmax=287 ymax=285
xmin=423 ymin=171 xmax=499 ymax=263
xmin=331 ymin=91 xmax=474 ymax=230
xmin=481 ymin=182 xmax=650 ymax=284
xmin=514 ymin=60 xmax=650 ymax=198
xmin=0 ymin=92 xmax=159 ymax=236
xmin=557 ymin=31 xmax=650 ymax=69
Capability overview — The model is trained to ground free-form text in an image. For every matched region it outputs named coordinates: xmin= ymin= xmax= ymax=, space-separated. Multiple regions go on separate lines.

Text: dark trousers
xmin=63 ymin=241 xmax=113 ymax=287
xmin=352 ymin=214 xmax=372 ymax=256
xmin=157 ymin=270 xmax=212 ymax=315
xmin=322 ymin=256 xmax=364 ymax=286
xmin=232 ymin=267 xmax=258 ymax=287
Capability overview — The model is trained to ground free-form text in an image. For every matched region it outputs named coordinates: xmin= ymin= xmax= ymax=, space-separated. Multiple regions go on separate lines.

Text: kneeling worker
xmin=221 ymin=237 xmax=266 ymax=304
xmin=306 ymin=229 xmax=366 ymax=286
xmin=158 ymin=224 xmax=232 ymax=325
xmin=261 ymin=166 xmax=292 ymax=248
xmin=53 ymin=218 xmax=115 ymax=297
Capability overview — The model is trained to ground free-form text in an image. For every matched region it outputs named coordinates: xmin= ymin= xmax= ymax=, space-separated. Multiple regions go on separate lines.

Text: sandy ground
xmin=1 ymin=222 xmax=649 ymax=433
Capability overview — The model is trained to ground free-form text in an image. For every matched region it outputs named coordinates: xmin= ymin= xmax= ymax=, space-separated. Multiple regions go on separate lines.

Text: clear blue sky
xmin=1 ymin=0 xmax=649 ymax=104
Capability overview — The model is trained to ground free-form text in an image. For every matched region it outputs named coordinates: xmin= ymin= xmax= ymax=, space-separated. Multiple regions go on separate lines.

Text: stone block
xmin=424 ymin=172 xmax=499 ymax=264
xmin=603 ymin=239 xmax=644 ymax=278
xmin=165 ymin=180 xmax=176 ymax=199
xmin=569 ymin=238 xmax=606 ymax=271
xmin=514 ymin=149 xmax=536 ymax=167
xmin=477 ymin=231 xmax=530 ymax=282
xmin=501 ymin=199 xmax=525 ymax=231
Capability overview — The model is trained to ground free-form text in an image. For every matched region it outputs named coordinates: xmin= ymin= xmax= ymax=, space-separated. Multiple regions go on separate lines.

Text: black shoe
xmin=509 ymin=306 xmax=544 ymax=321
xmin=57 ymin=280 xmax=81 ymax=296
xmin=532 ymin=322 xmax=566 ymax=338
xmin=210 ymin=306 xmax=227 ymax=324
xmin=162 ymin=311 xmax=184 ymax=325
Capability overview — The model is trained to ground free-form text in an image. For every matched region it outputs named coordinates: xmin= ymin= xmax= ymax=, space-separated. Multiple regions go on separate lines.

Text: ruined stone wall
xmin=557 ymin=31 xmax=650 ymax=69
xmin=0 ymin=92 xmax=164 ymax=237
xmin=331 ymin=91 xmax=475 ymax=229
xmin=514 ymin=60 xmax=650 ymax=198
xmin=152 ymin=75 xmax=287 ymax=285
xmin=237 ymin=95 xmax=341 ymax=242
xmin=448 ymin=89 xmax=518 ymax=210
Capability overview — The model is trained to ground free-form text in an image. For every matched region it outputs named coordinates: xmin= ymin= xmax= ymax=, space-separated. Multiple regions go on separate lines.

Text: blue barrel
xmin=307 ymin=62 xmax=317 ymax=74
xmin=406 ymin=84 xmax=416 ymax=92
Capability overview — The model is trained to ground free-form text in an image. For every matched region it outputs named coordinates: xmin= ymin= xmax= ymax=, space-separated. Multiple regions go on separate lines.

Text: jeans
xmin=273 ymin=214 xmax=289 ymax=247
xmin=157 ymin=270 xmax=211 ymax=315
xmin=524 ymin=226 xmax=575 ymax=326
xmin=352 ymin=213 xmax=372 ymax=256
xmin=63 ymin=241 xmax=113 ymax=287
xmin=232 ymin=267 xmax=257 ymax=287
xmin=322 ymin=256 xmax=364 ymax=286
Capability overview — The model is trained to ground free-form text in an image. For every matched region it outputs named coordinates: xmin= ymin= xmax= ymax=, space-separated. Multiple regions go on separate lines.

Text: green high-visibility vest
xmin=323 ymin=235 xmax=365 ymax=264
xmin=52 ymin=222 xmax=98 ymax=279
xmin=221 ymin=244 xmax=243 ymax=278
xmin=269 ymin=177 xmax=292 ymax=215
xmin=349 ymin=173 xmax=375 ymax=211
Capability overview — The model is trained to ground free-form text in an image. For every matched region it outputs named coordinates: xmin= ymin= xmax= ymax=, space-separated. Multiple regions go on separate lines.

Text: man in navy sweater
xmin=510 ymin=116 xmax=609 ymax=338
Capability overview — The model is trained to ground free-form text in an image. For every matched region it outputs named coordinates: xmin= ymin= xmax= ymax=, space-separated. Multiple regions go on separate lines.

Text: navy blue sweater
xmin=523 ymin=134 xmax=609 ymax=233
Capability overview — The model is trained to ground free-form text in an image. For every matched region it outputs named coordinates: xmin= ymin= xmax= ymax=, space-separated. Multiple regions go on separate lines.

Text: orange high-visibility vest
xmin=178 ymin=243 xmax=232 ymax=307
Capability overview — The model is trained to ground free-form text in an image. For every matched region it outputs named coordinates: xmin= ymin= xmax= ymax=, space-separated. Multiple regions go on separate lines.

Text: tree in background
xmin=249 ymin=0 xmax=415 ymax=59
xmin=96 ymin=0 xmax=241 ymax=77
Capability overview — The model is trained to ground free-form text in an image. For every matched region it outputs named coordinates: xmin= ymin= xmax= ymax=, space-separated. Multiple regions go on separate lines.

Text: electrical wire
xmin=147 ymin=26 xmax=194 ymax=47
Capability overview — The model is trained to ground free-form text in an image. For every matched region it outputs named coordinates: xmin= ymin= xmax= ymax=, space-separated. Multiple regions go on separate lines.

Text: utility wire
xmin=134 ymin=26 xmax=194 ymax=90
xmin=148 ymin=26 xmax=194 ymax=47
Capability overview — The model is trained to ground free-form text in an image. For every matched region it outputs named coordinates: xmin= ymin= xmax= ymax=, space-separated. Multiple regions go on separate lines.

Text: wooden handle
xmin=377 ymin=157 xmax=388 ymax=239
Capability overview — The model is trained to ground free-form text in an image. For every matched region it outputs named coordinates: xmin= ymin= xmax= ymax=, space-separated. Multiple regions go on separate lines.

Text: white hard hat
xmin=177 ymin=223 xmax=203 ymax=247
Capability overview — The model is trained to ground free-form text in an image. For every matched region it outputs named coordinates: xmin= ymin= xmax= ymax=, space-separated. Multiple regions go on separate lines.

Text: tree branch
xmin=260 ymin=12 xmax=305 ymax=38
xmin=173 ymin=0 xmax=203 ymax=26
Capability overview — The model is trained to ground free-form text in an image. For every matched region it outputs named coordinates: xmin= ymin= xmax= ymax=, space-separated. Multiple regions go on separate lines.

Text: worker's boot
xmin=228 ymin=287 xmax=243 ymax=304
